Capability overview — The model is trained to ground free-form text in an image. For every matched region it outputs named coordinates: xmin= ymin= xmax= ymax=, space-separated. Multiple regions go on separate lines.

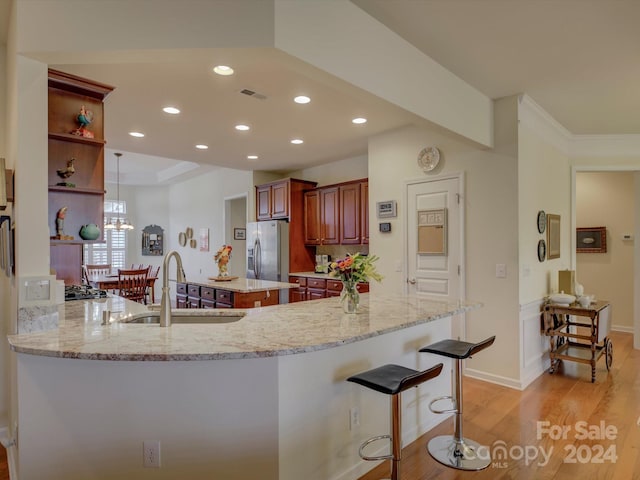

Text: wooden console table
xmin=542 ymin=301 xmax=612 ymax=383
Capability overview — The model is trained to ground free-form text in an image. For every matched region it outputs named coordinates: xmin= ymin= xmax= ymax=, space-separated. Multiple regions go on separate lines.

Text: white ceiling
xmin=6 ymin=1 xmax=640 ymax=184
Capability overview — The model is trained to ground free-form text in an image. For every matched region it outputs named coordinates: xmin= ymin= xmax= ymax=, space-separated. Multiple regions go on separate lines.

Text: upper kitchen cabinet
xmin=304 ymin=187 xmax=339 ymax=245
xmin=256 ymin=178 xmax=316 ymax=221
xmin=48 ymin=69 xmax=114 ymax=284
xmin=305 ymin=179 xmax=368 ymax=246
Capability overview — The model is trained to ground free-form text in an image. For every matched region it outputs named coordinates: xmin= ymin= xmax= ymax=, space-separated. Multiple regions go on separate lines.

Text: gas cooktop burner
xmin=65 ymin=284 xmax=108 ymax=301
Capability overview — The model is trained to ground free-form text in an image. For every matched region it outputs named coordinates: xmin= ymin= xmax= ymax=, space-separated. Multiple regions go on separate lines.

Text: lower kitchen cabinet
xmin=177 ymin=282 xmax=280 ymax=309
xmin=289 ymin=275 xmax=369 ymax=302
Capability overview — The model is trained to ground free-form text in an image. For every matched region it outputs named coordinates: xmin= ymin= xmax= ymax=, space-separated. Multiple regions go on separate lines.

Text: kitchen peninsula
xmin=9 ymin=293 xmax=479 ymax=480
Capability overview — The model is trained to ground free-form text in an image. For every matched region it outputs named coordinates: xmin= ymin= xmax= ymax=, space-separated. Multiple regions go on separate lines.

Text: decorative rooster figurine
xmin=71 ymin=105 xmax=94 ymax=138
xmin=56 ymin=157 xmax=76 ymax=186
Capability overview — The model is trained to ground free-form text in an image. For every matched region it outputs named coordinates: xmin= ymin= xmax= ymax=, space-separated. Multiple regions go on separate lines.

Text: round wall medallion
xmin=537 ymin=210 xmax=546 ymax=234
xmin=417 ymin=146 xmax=441 ymax=172
xmin=178 ymin=231 xmax=187 ymax=247
xmin=538 ymin=239 xmax=546 ymax=262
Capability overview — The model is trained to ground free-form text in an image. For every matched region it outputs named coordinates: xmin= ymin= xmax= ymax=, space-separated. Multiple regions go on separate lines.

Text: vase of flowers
xmin=214 ymin=244 xmax=233 ymax=277
xmin=329 ymin=253 xmax=383 ymax=313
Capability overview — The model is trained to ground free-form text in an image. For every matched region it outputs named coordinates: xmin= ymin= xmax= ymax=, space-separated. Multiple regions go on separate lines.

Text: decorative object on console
xmin=214 ymin=244 xmax=233 ymax=277
xmin=71 ymin=105 xmax=94 ymax=138
xmin=576 ymin=226 xmax=607 ymax=253
xmin=79 ymin=223 xmax=101 ymax=240
xmin=417 ymin=146 xmax=441 ymax=172
xmin=51 ymin=206 xmax=73 ymax=240
xmin=56 ymin=157 xmax=76 ymax=187
xmin=546 ymin=213 xmax=560 ymax=259
xmin=329 ymin=253 xmax=382 ymax=314
xmin=104 ymin=153 xmax=134 ymax=231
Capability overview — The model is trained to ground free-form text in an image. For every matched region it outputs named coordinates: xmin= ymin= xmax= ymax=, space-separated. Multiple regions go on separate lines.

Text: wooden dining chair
xmin=86 ymin=264 xmax=112 ymax=277
xmin=145 ymin=265 xmax=160 ymax=304
xmin=117 ymin=268 xmax=149 ymax=304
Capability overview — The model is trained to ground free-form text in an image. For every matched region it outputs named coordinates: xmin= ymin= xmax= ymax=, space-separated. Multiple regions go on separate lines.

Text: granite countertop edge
xmin=8 ymin=294 xmax=481 ymax=361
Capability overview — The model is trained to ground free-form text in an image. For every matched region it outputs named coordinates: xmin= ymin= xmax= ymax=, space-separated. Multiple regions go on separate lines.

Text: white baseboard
xmin=465 ymin=367 xmax=525 ymax=390
xmin=0 ymin=426 xmax=17 ymax=479
xmin=612 ymin=325 xmax=634 ymax=334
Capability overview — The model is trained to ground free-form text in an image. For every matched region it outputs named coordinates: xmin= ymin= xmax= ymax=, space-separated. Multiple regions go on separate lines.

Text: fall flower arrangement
xmin=329 ymin=253 xmax=383 ymax=284
xmin=214 ymin=244 xmax=233 ymax=277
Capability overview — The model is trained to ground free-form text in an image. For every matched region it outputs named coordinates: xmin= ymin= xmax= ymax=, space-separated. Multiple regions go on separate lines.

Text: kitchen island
xmin=9 ymin=293 xmax=479 ymax=480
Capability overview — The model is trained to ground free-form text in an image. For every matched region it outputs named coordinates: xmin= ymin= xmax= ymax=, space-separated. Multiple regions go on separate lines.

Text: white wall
xmin=169 ymin=168 xmax=253 ymax=281
xmin=287 ymin=154 xmax=367 ymax=187
xmin=367 ymin=113 xmax=521 ymax=384
xmin=0 ymin=18 xmax=9 ymax=431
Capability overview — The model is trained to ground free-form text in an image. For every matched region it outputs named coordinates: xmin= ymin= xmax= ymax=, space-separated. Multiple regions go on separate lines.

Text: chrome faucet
xmin=160 ymin=250 xmax=186 ymax=327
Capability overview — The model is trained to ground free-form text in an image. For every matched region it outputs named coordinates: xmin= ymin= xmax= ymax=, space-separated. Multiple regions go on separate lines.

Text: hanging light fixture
xmin=104 ymin=152 xmax=134 ymax=230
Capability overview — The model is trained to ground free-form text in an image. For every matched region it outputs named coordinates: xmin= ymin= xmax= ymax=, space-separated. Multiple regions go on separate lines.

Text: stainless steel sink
xmin=122 ymin=311 xmax=244 ymax=324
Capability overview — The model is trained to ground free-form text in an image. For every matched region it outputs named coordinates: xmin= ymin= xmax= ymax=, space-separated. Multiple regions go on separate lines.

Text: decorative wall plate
xmin=538 ymin=239 xmax=546 ymax=262
xmin=178 ymin=231 xmax=187 ymax=247
xmin=417 ymin=146 xmax=441 ymax=172
xmin=537 ymin=210 xmax=546 ymax=234
xmin=186 ymin=227 xmax=193 ymax=239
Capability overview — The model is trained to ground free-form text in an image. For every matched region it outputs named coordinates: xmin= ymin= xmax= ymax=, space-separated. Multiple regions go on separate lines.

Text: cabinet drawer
xmin=201 ymin=298 xmax=216 ymax=309
xmin=289 ymin=276 xmax=307 ymax=287
xmin=187 ymin=298 xmax=200 ymax=309
xmin=176 ymin=283 xmax=187 ymax=295
xmin=215 ymin=289 xmax=234 ymax=304
xmin=356 ymin=283 xmax=370 ymax=293
xmin=187 ymin=284 xmax=201 ymax=297
xmin=201 ymin=286 xmax=215 ymax=301
xmin=307 ymin=278 xmax=326 ymax=289
xmin=307 ymin=289 xmax=326 ymax=300
xmin=215 ymin=302 xmax=232 ymax=309
xmin=327 ymin=279 xmax=343 ymax=292
xmin=176 ymin=294 xmax=188 ymax=309
xmin=326 ymin=290 xmax=341 ymax=297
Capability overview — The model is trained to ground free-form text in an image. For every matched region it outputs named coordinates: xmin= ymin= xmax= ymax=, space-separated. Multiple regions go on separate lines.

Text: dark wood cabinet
xmin=255 ymin=178 xmax=317 ymax=274
xmin=48 ymin=69 xmax=114 ymax=285
xmin=288 ymin=275 xmax=368 ymax=303
xmin=304 ymin=179 xmax=368 ymax=246
xmin=177 ymin=282 xmax=280 ymax=308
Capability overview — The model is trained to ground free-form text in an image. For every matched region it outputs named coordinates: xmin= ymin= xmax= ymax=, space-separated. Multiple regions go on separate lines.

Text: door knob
xmin=408 ymin=278 xmax=416 ymax=284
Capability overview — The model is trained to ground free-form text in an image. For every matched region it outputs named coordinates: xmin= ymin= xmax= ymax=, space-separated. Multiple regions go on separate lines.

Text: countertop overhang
xmin=179 ymin=275 xmax=298 ymax=292
xmin=8 ymin=294 xmax=480 ymax=361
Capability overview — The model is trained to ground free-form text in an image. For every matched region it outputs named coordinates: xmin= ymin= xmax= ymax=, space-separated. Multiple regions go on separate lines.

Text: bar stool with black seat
xmin=419 ymin=335 xmax=495 ymax=471
xmin=347 ymin=362 xmax=443 ymax=480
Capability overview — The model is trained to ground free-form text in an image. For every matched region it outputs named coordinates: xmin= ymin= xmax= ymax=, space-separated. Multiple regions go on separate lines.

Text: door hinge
xmin=456 ymin=193 xmax=461 ymax=204
xmin=457 ymin=265 xmax=461 ymax=275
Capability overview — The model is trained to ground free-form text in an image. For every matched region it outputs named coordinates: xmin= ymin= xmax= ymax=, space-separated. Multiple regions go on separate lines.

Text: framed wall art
xmin=546 ymin=214 xmax=561 ymax=259
xmin=576 ymin=227 xmax=607 ymax=253
xmin=234 ymin=228 xmax=246 ymax=240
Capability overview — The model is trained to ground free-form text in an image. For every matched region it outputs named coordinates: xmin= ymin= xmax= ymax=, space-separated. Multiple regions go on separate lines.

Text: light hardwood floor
xmin=359 ymin=331 xmax=640 ymax=480
xmin=0 ymin=332 xmax=636 ymax=480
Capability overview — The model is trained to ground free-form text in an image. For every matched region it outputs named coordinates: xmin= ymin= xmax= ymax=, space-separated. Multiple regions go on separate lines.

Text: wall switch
xmin=143 ymin=440 xmax=161 ymax=468
xmin=349 ymin=407 xmax=360 ymax=430
xmin=495 ymin=264 xmax=507 ymax=278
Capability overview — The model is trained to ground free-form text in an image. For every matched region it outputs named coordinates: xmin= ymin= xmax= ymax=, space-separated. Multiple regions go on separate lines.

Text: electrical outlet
xmin=349 ymin=407 xmax=360 ymax=430
xmin=143 ymin=440 xmax=161 ymax=468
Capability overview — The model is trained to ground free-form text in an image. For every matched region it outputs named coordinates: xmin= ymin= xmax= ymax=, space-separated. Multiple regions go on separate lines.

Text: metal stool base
xmin=427 ymin=435 xmax=490 ymax=471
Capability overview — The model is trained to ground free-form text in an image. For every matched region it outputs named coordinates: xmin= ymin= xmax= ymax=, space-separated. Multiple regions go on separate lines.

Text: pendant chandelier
xmin=104 ymin=152 xmax=134 ymax=230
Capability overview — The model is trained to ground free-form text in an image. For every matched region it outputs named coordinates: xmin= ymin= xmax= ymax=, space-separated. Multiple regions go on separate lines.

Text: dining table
xmin=89 ymin=272 xmax=159 ymax=303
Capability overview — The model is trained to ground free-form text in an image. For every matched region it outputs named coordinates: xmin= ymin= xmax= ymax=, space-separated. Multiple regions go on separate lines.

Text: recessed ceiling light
xmin=129 ymin=131 xmax=145 ymax=138
xmin=291 ymin=138 xmax=304 ymax=145
xmin=235 ymin=124 xmax=250 ymax=131
xmin=213 ymin=65 xmax=234 ymax=76
xmin=352 ymin=117 xmax=367 ymax=124
xmin=247 ymin=155 xmax=258 ymax=160
xmin=163 ymin=106 xmax=180 ymax=115
xmin=294 ymin=95 xmax=311 ymax=104
xmin=195 ymin=144 xmax=209 ymax=150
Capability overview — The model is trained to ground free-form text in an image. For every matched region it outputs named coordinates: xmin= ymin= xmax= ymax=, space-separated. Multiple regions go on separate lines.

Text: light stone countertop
xmin=181 ymin=275 xmax=298 ymax=292
xmin=288 ymin=271 xmax=335 ymax=279
xmin=8 ymin=294 xmax=481 ymax=361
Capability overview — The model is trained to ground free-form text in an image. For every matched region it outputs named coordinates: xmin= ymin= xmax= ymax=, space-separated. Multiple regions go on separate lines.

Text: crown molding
xmin=517 ymin=94 xmax=640 ymax=158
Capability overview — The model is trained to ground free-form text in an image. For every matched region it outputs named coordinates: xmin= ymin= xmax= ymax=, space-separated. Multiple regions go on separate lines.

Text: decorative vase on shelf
xmin=341 ymin=279 xmax=360 ymax=314
xmin=79 ymin=223 xmax=101 ymax=240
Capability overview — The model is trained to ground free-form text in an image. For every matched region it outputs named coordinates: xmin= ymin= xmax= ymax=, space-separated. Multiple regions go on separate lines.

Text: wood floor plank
xmin=358 ymin=331 xmax=639 ymax=480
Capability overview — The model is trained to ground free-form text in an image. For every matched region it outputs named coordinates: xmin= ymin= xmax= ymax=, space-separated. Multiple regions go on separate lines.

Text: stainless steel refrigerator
xmin=246 ymin=220 xmax=289 ymax=282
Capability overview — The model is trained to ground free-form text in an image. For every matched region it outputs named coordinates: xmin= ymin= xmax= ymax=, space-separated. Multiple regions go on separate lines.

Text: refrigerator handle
xmin=254 ymin=237 xmax=261 ymax=279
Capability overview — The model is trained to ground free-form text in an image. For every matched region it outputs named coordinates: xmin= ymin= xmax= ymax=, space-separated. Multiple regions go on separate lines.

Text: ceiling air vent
xmin=239 ymin=88 xmax=267 ymax=100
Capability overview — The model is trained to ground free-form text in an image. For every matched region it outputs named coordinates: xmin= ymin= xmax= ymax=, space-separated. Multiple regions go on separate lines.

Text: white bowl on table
xmin=548 ymin=292 xmax=576 ymax=306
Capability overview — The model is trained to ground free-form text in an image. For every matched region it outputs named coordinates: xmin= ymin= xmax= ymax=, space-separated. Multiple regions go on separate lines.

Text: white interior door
xmin=406 ymin=175 xmax=464 ymax=338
